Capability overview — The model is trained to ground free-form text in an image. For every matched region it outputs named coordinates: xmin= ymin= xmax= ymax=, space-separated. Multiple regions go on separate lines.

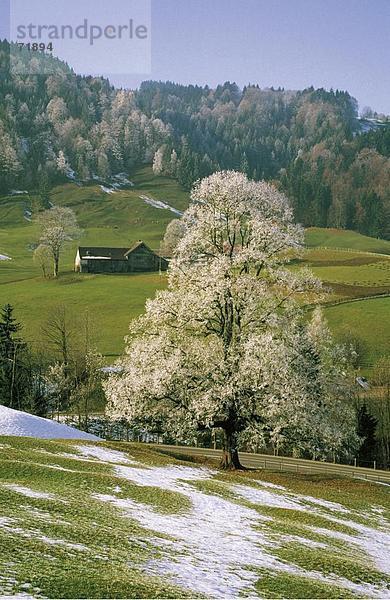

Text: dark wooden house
xmin=75 ymin=241 xmax=168 ymax=274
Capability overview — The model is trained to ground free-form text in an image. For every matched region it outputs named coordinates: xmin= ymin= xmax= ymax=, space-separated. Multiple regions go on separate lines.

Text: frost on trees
xmin=104 ymin=171 xmax=359 ymax=469
xmin=36 ymin=207 xmax=81 ymax=277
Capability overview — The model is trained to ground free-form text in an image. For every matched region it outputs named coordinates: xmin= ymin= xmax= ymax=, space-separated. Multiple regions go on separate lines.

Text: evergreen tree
xmin=0 ymin=304 xmax=29 ymax=410
xmin=37 ymin=166 xmax=51 ymax=208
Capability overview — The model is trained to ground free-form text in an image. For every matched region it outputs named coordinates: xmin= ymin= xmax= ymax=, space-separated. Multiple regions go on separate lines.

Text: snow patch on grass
xmin=35 ymin=536 xmax=87 ymax=552
xmin=0 ymin=565 xmax=43 ymax=600
xmin=236 ymin=481 xmax=349 ymax=513
xmin=45 ymin=464 xmax=76 ymax=472
xmin=300 ymin=494 xmax=350 ymax=513
xmin=74 ymin=445 xmax=138 ymax=465
xmin=313 ymin=516 xmax=390 ymax=576
xmin=235 ymin=480 xmax=390 ymax=578
xmin=23 ymin=506 xmax=71 ymax=526
xmin=96 ymin=464 xmax=281 ymax=596
xmin=94 ymin=463 xmax=389 ymax=598
xmin=235 ymin=484 xmax=304 ymax=511
xmin=255 ymin=480 xmax=286 ymax=490
xmin=100 ymin=185 xmax=116 ymax=194
xmin=115 ymin=464 xmax=211 ymax=488
xmin=139 ymin=195 xmax=183 ymax=215
xmin=2 ymin=484 xmax=56 ymax=500
xmin=0 ymin=516 xmax=88 ymax=551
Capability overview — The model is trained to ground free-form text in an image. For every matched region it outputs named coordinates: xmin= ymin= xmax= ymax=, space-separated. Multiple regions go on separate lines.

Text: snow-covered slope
xmin=0 ymin=405 xmax=100 ymax=440
xmin=1 ymin=439 xmax=389 ymax=598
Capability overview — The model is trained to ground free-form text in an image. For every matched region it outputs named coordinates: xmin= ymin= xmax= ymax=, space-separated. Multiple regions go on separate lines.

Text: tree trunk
xmin=53 ymin=254 xmax=59 ymax=277
xmin=84 ymin=395 xmax=89 ymax=432
xmin=220 ymin=427 xmax=244 ymax=470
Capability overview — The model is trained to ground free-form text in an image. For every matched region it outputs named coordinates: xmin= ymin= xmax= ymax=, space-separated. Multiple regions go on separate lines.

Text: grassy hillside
xmin=0 ymin=166 xmax=188 ymax=279
xmin=1 ymin=437 xmax=389 ymax=599
xmin=0 ymin=273 xmax=167 ymax=356
xmin=305 ymin=228 xmax=390 ymax=255
xmin=0 ymin=171 xmax=389 ymax=366
xmin=299 ymin=245 xmax=390 ymax=370
xmin=324 ymin=297 xmax=390 ymax=367
xmin=300 ymin=248 xmax=390 ymax=299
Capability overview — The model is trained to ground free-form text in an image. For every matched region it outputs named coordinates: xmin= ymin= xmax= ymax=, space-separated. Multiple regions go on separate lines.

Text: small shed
xmin=75 ymin=241 xmax=168 ymax=274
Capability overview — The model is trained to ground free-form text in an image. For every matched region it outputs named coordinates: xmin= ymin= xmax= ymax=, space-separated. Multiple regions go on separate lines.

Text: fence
xmin=60 ymin=414 xmax=389 ymax=472
xmin=313 ymin=246 xmax=390 ymax=258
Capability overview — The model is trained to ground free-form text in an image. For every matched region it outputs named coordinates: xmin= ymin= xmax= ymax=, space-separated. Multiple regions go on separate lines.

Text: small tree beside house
xmin=36 ymin=207 xmax=81 ymax=277
xmin=104 ymin=171 xmax=360 ymax=469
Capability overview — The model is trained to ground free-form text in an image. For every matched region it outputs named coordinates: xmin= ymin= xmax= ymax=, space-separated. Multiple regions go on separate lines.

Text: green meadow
xmin=305 ymin=228 xmax=390 ymax=255
xmin=300 ymin=242 xmax=390 ymax=369
xmin=324 ymin=297 xmax=390 ymax=367
xmin=0 ymin=169 xmax=389 ymax=367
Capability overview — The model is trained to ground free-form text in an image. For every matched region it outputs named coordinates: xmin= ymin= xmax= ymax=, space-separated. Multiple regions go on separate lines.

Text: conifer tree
xmin=0 ymin=304 xmax=29 ymax=410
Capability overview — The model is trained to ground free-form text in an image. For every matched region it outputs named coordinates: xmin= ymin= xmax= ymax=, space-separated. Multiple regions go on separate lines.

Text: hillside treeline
xmin=0 ymin=40 xmax=389 ymax=238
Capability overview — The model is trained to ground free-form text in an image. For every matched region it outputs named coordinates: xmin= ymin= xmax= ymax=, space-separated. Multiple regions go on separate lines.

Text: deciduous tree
xmin=36 ymin=207 xmax=81 ymax=277
xmin=105 ymin=172 xmax=359 ymax=468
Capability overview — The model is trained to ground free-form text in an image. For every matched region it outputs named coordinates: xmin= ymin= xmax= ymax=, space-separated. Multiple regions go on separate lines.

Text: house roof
xmin=78 ymin=247 xmax=130 ymax=260
xmin=124 ymin=241 xmax=152 ymax=256
xmin=78 ymin=241 xmax=159 ymax=260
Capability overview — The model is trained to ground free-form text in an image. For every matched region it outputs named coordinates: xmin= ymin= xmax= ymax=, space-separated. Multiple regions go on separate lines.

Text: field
xmin=305 ymin=228 xmax=390 ymax=255
xmin=297 ymin=242 xmax=390 ymax=369
xmin=300 ymin=241 xmax=390 ymax=369
xmin=0 ymin=171 xmax=389 ymax=366
xmin=324 ymin=298 xmax=390 ymax=367
xmin=0 ymin=437 xmax=389 ymax=598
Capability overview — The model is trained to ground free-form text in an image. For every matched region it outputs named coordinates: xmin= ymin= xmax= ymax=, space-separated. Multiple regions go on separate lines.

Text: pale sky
xmin=1 ymin=0 xmax=389 ymax=113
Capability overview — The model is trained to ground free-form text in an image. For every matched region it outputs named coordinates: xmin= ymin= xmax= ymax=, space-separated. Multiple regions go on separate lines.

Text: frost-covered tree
xmin=169 ymin=149 xmax=178 ymax=176
xmin=160 ymin=218 xmax=187 ymax=257
xmin=46 ymin=97 xmax=69 ymax=124
xmin=152 ymin=147 xmax=164 ymax=175
xmin=105 ymin=171 xmax=359 ymax=468
xmin=0 ymin=124 xmax=21 ymax=192
xmin=56 ymin=150 xmax=69 ymax=175
xmin=36 ymin=207 xmax=81 ymax=277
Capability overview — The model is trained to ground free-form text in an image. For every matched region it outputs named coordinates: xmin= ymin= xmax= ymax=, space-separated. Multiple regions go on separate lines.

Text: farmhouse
xmin=75 ymin=241 xmax=168 ymax=274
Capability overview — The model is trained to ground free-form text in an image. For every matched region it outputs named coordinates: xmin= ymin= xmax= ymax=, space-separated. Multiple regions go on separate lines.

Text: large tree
xmin=104 ymin=171 xmax=359 ymax=468
xmin=36 ymin=207 xmax=81 ymax=277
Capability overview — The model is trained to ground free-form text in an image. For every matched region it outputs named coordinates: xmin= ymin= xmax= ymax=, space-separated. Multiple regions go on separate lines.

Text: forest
xmin=0 ymin=40 xmax=389 ymax=239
